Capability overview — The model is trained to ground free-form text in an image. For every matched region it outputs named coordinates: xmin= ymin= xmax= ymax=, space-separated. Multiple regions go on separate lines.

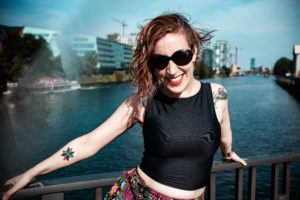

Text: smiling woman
xmin=2 ymin=13 xmax=246 ymax=200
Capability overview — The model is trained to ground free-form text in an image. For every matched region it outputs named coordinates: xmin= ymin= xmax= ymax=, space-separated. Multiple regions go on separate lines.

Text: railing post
xmin=271 ymin=163 xmax=279 ymax=200
xmin=248 ymin=166 xmax=256 ymax=200
xmin=235 ymin=168 xmax=244 ymax=200
xmin=279 ymin=162 xmax=291 ymax=200
xmin=95 ymin=187 xmax=103 ymax=200
xmin=42 ymin=192 xmax=64 ymax=200
xmin=208 ymin=172 xmax=216 ymax=200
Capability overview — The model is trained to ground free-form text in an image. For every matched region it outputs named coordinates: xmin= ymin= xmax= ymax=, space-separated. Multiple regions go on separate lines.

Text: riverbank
xmin=276 ymin=76 xmax=300 ymax=100
xmin=80 ymin=71 xmax=132 ymax=86
xmin=2 ymin=72 xmax=133 ymax=94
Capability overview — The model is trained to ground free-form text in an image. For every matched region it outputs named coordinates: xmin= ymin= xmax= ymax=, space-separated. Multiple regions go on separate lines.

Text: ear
xmin=192 ymin=44 xmax=198 ymax=62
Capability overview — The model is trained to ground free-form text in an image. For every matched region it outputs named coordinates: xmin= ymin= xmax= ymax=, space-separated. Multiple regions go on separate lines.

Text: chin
xmin=164 ymin=83 xmax=187 ymax=96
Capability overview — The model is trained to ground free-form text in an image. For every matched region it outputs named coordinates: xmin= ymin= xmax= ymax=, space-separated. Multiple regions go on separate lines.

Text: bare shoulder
xmin=210 ymin=83 xmax=226 ymax=92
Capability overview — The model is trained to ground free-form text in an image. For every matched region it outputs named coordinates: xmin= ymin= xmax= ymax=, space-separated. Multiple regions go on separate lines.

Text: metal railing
xmin=1 ymin=153 xmax=299 ymax=200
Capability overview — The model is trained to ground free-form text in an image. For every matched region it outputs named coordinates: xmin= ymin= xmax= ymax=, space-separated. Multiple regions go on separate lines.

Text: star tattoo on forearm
xmin=61 ymin=147 xmax=74 ymax=161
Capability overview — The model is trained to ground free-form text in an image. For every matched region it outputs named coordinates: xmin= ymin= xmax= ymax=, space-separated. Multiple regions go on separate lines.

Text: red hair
xmin=132 ymin=13 xmax=213 ymax=104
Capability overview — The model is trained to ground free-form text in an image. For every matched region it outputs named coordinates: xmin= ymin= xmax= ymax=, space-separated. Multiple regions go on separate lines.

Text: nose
xmin=166 ymin=60 xmax=178 ymax=75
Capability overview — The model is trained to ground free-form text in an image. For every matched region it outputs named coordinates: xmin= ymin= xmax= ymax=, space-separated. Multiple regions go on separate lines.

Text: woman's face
xmin=153 ymin=32 xmax=198 ymax=98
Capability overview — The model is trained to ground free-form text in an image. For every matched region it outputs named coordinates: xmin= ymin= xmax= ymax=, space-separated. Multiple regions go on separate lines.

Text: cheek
xmin=154 ymin=69 xmax=165 ymax=81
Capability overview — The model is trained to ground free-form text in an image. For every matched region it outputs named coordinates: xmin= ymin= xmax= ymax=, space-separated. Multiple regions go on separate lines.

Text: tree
xmin=194 ymin=61 xmax=215 ymax=79
xmin=0 ymin=34 xmax=64 ymax=89
xmin=62 ymin=50 xmax=99 ymax=80
xmin=219 ymin=66 xmax=231 ymax=77
xmin=273 ymin=57 xmax=293 ymax=77
xmin=80 ymin=51 xmax=99 ymax=76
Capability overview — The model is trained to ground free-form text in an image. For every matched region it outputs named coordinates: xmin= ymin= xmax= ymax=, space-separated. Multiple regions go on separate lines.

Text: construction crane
xmin=230 ymin=46 xmax=243 ymax=66
xmin=113 ymin=18 xmax=128 ymax=36
xmin=229 ymin=53 xmax=233 ymax=67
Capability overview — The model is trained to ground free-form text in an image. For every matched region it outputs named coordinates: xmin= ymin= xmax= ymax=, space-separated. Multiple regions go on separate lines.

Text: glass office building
xmin=23 ymin=27 xmax=60 ymax=57
xmin=213 ymin=40 xmax=230 ymax=72
xmin=203 ymin=48 xmax=214 ymax=69
xmin=250 ymin=58 xmax=256 ymax=70
xmin=71 ymin=36 xmax=132 ymax=70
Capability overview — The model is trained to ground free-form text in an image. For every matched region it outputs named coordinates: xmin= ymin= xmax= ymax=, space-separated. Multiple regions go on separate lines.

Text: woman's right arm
xmin=2 ymin=94 xmax=142 ymax=200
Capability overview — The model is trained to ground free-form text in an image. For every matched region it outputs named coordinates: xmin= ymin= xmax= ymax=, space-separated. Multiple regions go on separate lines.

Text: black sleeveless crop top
xmin=139 ymin=82 xmax=221 ymax=190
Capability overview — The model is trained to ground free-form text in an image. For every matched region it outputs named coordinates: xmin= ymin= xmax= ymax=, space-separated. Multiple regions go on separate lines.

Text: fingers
xmin=233 ymin=154 xmax=247 ymax=166
xmin=2 ymin=185 xmax=18 ymax=200
xmin=4 ymin=178 xmax=14 ymax=187
xmin=3 ymin=174 xmax=28 ymax=200
xmin=2 ymin=189 xmax=12 ymax=200
xmin=223 ymin=151 xmax=247 ymax=166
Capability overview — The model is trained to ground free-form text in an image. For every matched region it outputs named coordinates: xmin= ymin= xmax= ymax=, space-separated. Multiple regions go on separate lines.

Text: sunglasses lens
xmin=172 ymin=50 xmax=193 ymax=66
xmin=149 ymin=55 xmax=169 ymax=69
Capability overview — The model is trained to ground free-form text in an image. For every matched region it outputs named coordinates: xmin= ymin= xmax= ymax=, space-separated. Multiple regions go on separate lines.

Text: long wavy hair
xmin=132 ymin=13 xmax=214 ymax=105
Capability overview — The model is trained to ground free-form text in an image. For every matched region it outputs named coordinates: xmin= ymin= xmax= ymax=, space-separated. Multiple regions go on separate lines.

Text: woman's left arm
xmin=211 ymin=83 xmax=247 ymax=166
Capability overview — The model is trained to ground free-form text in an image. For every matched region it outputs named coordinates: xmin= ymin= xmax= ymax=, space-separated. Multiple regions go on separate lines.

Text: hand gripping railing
xmin=1 ymin=153 xmax=299 ymax=200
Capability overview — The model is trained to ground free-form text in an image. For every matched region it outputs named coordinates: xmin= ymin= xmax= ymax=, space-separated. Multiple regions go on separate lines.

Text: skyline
xmin=0 ymin=0 xmax=299 ymax=70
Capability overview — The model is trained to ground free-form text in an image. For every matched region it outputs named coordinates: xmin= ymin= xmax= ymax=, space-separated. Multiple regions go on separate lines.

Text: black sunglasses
xmin=148 ymin=48 xmax=193 ymax=70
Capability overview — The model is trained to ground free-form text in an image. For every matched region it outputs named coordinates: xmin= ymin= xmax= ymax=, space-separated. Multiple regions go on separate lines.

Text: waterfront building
xmin=293 ymin=44 xmax=300 ymax=77
xmin=231 ymin=64 xmax=241 ymax=76
xmin=119 ymin=33 xmax=138 ymax=53
xmin=108 ymin=33 xmax=138 ymax=54
xmin=203 ymin=48 xmax=213 ymax=69
xmin=0 ymin=25 xmax=60 ymax=57
xmin=70 ymin=35 xmax=97 ymax=57
xmin=107 ymin=33 xmax=120 ymax=42
xmin=213 ymin=40 xmax=230 ymax=72
xmin=23 ymin=27 xmax=60 ymax=57
xmin=71 ymin=35 xmax=132 ymax=72
xmin=250 ymin=58 xmax=255 ymax=70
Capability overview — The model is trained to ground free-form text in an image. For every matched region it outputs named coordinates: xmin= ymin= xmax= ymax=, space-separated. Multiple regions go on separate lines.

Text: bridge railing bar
xmin=1 ymin=153 xmax=299 ymax=200
xmin=248 ymin=166 xmax=256 ymax=200
xmin=235 ymin=168 xmax=244 ymax=200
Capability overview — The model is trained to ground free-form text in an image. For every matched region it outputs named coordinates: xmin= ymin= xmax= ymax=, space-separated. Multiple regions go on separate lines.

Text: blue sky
xmin=0 ymin=0 xmax=299 ymax=70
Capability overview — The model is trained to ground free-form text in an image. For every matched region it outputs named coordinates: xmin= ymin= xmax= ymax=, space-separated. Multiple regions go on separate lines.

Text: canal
xmin=0 ymin=75 xmax=299 ymax=199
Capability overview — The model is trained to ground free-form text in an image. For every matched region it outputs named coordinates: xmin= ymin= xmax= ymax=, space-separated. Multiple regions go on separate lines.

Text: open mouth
xmin=168 ymin=75 xmax=183 ymax=86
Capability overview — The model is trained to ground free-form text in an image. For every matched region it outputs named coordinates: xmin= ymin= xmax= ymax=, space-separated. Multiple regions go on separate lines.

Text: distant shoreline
xmin=80 ymin=73 xmax=133 ymax=86
xmin=276 ymin=76 xmax=300 ymax=100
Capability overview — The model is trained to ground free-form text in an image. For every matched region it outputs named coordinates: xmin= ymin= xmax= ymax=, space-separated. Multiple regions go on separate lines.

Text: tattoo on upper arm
xmin=61 ymin=147 xmax=74 ymax=161
xmin=213 ymin=87 xmax=228 ymax=107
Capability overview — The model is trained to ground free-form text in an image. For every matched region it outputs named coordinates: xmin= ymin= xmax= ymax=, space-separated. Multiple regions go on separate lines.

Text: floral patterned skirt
xmin=104 ymin=168 xmax=204 ymax=200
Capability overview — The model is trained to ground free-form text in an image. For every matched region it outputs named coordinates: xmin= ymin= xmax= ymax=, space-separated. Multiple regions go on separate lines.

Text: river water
xmin=0 ymin=75 xmax=299 ymax=199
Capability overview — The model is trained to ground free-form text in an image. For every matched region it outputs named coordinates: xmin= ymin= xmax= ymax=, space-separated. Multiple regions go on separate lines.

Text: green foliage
xmin=65 ymin=51 xmax=99 ymax=80
xmin=80 ymin=72 xmax=132 ymax=85
xmin=219 ymin=66 xmax=231 ymax=77
xmin=273 ymin=57 xmax=293 ymax=77
xmin=114 ymin=70 xmax=125 ymax=82
xmin=194 ymin=61 xmax=215 ymax=79
xmin=81 ymin=51 xmax=99 ymax=76
xmin=0 ymin=33 xmax=64 ymax=87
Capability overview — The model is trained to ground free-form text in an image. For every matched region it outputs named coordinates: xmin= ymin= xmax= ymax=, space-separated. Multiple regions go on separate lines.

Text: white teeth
xmin=170 ymin=75 xmax=182 ymax=82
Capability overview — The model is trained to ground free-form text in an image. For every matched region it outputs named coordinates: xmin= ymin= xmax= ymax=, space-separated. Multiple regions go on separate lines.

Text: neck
xmin=160 ymin=79 xmax=201 ymax=98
